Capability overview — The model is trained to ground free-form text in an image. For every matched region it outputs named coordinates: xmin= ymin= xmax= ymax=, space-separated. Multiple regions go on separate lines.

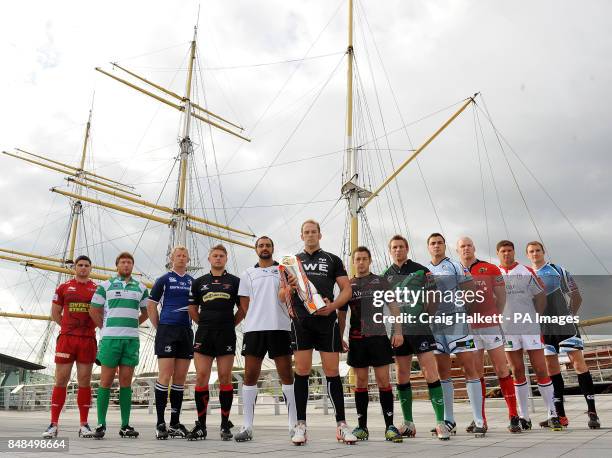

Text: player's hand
xmin=341 ymin=338 xmax=349 ymax=353
xmin=286 ymin=272 xmax=298 ymax=289
xmin=314 ymin=305 xmax=334 ymax=316
xmin=391 ymin=334 xmax=404 ymax=348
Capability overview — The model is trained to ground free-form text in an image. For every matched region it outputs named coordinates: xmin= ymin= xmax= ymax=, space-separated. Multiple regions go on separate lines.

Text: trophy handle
xmin=278 ymin=265 xmax=296 ymax=318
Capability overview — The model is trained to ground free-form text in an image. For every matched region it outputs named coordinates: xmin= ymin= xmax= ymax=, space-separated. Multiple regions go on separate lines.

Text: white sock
xmin=441 ymin=379 xmax=454 ymax=423
xmin=466 ymin=379 xmax=484 ymax=427
xmin=538 ymin=379 xmax=557 ymax=418
xmin=514 ymin=379 xmax=530 ymax=420
xmin=282 ymin=384 xmax=298 ymax=430
xmin=242 ymin=384 xmax=258 ymax=429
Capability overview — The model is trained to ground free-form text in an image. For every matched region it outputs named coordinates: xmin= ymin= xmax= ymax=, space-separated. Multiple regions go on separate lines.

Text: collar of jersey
xmin=208 ymin=270 xmax=227 ymax=277
xmin=430 ymin=256 xmax=450 ymax=267
xmin=499 ymin=261 xmax=519 ymax=272
xmin=301 ymin=248 xmax=322 ymax=257
xmin=467 ymin=258 xmax=483 ymax=271
xmin=254 ymin=261 xmax=279 ymax=268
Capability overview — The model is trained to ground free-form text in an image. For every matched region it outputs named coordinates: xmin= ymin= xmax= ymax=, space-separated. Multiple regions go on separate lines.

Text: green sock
xmin=119 ymin=387 xmax=132 ymax=427
xmin=397 ymin=382 xmax=413 ymax=422
xmin=97 ymin=387 xmax=110 ymax=426
xmin=428 ymin=381 xmax=445 ymax=422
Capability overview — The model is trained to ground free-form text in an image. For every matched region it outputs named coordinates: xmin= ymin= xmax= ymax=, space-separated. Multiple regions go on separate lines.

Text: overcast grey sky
xmin=1 ymin=0 xmax=611 ymax=361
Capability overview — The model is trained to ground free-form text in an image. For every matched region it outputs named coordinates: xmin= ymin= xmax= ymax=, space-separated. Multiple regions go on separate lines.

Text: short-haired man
xmin=147 ymin=246 xmax=194 ymax=439
xmin=346 ymin=246 xmax=403 ymax=443
xmin=496 ymin=240 xmax=561 ymax=431
xmin=89 ymin=252 xmax=149 ymax=439
xmin=42 ymin=255 xmax=98 ymax=439
xmin=383 ymin=235 xmax=448 ymax=440
xmin=427 ymin=233 xmax=486 ymax=437
xmin=527 ymin=241 xmax=600 ymax=429
xmin=187 ymin=244 xmax=243 ymax=441
xmin=234 ymin=236 xmax=297 ymax=443
xmin=457 ymin=237 xmax=521 ymax=433
xmin=288 ymin=220 xmax=356 ymax=444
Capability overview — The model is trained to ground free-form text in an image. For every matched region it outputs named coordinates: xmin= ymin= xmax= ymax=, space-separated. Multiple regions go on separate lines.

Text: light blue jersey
xmin=427 ymin=257 xmax=473 ymax=315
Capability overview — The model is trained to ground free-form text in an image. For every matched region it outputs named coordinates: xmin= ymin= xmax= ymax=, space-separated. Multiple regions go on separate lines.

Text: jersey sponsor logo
xmin=68 ymin=302 xmax=90 ymax=313
xmin=302 ymin=262 xmax=328 ymax=273
xmin=202 ymin=292 xmax=231 ymax=302
xmin=169 ymin=277 xmax=177 ymax=283
xmin=55 ymin=352 xmax=71 ymax=358
xmin=67 ymin=286 xmax=77 ymax=291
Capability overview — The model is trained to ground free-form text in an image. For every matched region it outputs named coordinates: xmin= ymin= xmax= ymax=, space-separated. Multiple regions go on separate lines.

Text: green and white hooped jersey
xmin=91 ymin=275 xmax=149 ymax=340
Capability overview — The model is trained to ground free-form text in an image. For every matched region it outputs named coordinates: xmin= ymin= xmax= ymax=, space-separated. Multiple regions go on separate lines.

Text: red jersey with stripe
xmin=467 ymin=259 xmax=504 ymax=328
xmin=53 ymin=278 xmax=97 ymax=338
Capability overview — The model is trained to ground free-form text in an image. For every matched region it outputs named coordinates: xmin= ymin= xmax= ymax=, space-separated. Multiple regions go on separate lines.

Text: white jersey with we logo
xmin=499 ymin=262 xmax=544 ymax=350
xmin=238 ymin=262 xmax=291 ymax=332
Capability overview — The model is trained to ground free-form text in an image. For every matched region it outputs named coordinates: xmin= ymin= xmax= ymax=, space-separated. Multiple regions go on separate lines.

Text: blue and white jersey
xmin=427 ymin=257 xmax=473 ymax=315
xmin=535 ymin=263 xmax=577 ymax=297
xmin=149 ymin=271 xmax=193 ymax=327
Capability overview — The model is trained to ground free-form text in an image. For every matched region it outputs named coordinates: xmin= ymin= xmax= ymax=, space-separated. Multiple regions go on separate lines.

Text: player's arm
xmin=564 ymin=270 xmax=582 ymax=314
xmin=329 ymin=275 xmax=352 ymax=311
xmin=51 ymin=287 xmax=63 ymax=325
xmin=423 ymin=271 xmax=438 ymax=314
xmin=569 ymin=289 xmax=582 ymax=314
xmin=278 ymin=270 xmax=297 ymax=302
xmin=239 ymin=296 xmax=250 ymax=317
xmin=533 ymin=290 xmax=546 ymax=314
xmin=494 ymin=282 xmax=507 ymax=313
xmin=138 ymin=289 xmax=149 ymax=325
xmin=146 ymin=300 xmax=160 ymax=329
xmin=188 ymin=279 xmax=200 ymax=322
xmin=147 ymin=277 xmax=164 ymax=329
xmin=89 ymin=284 xmax=106 ymax=328
xmin=234 ymin=292 xmax=246 ymax=326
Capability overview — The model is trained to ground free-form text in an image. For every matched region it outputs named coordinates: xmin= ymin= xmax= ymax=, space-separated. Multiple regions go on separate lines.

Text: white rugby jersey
xmin=499 ymin=262 xmax=544 ymax=334
xmin=238 ymin=262 xmax=291 ymax=332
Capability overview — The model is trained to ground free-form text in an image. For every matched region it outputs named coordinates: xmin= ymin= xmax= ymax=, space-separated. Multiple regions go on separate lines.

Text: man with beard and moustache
xmin=233 ymin=236 xmax=298 ymax=444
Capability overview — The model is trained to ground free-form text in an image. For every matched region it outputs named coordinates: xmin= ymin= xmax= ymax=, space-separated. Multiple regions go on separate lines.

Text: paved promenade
xmin=0 ymin=395 xmax=610 ymax=457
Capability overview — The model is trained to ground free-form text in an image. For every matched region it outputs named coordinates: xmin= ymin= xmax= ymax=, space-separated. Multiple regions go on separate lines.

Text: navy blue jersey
xmin=149 ymin=271 xmax=193 ymax=327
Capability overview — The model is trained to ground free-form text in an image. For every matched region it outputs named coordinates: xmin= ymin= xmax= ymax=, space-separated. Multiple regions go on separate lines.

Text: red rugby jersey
xmin=53 ymin=278 xmax=97 ymax=338
xmin=468 ymin=260 xmax=504 ymax=328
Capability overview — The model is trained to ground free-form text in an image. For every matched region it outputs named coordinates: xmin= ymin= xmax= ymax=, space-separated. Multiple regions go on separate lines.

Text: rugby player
xmin=457 ymin=237 xmax=521 ymax=433
xmin=234 ymin=236 xmax=297 ymax=443
xmin=288 ymin=220 xmax=356 ymax=444
xmin=187 ymin=244 xmax=243 ymax=441
xmin=89 ymin=252 xmax=149 ymax=439
xmin=345 ymin=246 xmax=403 ymax=443
xmin=147 ymin=246 xmax=194 ymax=439
xmin=496 ymin=240 xmax=561 ymax=430
xmin=383 ymin=235 xmax=448 ymax=440
xmin=527 ymin=241 xmax=600 ymax=429
xmin=427 ymin=233 xmax=486 ymax=437
xmin=43 ymin=255 xmax=98 ymax=438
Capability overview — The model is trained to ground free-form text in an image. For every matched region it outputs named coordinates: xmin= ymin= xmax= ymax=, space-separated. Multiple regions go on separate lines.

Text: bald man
xmin=456 ymin=237 xmax=520 ymax=434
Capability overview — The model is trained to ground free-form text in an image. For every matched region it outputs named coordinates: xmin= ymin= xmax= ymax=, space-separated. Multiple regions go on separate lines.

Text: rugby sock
xmin=397 ymin=382 xmax=413 ymax=422
xmin=195 ymin=385 xmax=209 ymax=426
xmin=427 ymin=380 xmax=445 ymax=422
xmin=379 ymin=386 xmax=394 ymax=428
xmin=499 ymin=375 xmax=518 ymax=418
xmin=242 ymin=384 xmax=258 ymax=429
xmin=282 ymin=384 xmax=297 ymax=430
xmin=77 ymin=387 xmax=92 ymax=425
xmin=466 ymin=379 xmax=484 ymax=427
xmin=550 ymin=373 xmax=566 ymax=417
xmin=154 ymin=381 xmax=168 ymax=426
xmin=537 ymin=376 xmax=556 ymax=418
xmin=441 ymin=379 xmax=455 ymax=423
xmin=169 ymin=384 xmax=184 ymax=425
xmin=294 ymin=373 xmax=309 ymax=422
xmin=96 ymin=386 xmax=110 ymax=426
xmin=119 ymin=387 xmax=132 ymax=427
xmin=577 ymin=371 xmax=597 ymax=413
xmin=50 ymin=386 xmax=67 ymax=424
xmin=354 ymin=387 xmax=369 ymax=429
xmin=326 ymin=375 xmax=346 ymax=423
xmin=480 ymin=377 xmax=487 ymax=424
xmin=219 ymin=384 xmax=234 ymax=428
xmin=514 ymin=377 xmax=530 ymax=419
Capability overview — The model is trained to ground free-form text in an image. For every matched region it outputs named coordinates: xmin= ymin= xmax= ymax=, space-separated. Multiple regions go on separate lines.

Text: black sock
xmin=154 ymin=381 xmax=168 ymax=426
xmin=577 ymin=371 xmax=596 ymax=413
xmin=294 ymin=374 xmax=309 ymax=422
xmin=550 ymin=373 xmax=566 ymax=417
xmin=195 ymin=385 xmax=209 ymax=426
xmin=169 ymin=384 xmax=184 ymax=425
xmin=219 ymin=384 xmax=234 ymax=428
xmin=326 ymin=375 xmax=346 ymax=423
xmin=354 ymin=388 xmax=369 ymax=429
xmin=379 ymin=386 xmax=394 ymax=428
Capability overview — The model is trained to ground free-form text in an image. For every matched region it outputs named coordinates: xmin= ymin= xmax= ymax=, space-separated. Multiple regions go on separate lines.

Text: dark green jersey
xmin=383 ymin=259 xmax=435 ymax=331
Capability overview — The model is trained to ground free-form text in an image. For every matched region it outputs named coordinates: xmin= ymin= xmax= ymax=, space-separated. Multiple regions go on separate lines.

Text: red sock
xmin=50 ymin=386 xmax=67 ymax=424
xmin=480 ymin=377 xmax=487 ymax=424
xmin=499 ymin=375 xmax=518 ymax=418
xmin=77 ymin=387 xmax=92 ymax=425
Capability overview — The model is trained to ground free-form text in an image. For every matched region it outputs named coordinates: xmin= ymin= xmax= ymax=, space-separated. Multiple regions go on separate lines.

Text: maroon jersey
xmin=53 ymin=278 xmax=97 ymax=338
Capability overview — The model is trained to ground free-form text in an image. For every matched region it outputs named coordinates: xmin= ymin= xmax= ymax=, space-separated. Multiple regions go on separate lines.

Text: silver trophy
xmin=279 ymin=255 xmax=326 ymax=314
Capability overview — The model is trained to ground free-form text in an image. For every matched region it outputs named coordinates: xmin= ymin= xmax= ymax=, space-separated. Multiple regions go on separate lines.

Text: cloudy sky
xmin=1 ymin=0 xmax=611 ymax=363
